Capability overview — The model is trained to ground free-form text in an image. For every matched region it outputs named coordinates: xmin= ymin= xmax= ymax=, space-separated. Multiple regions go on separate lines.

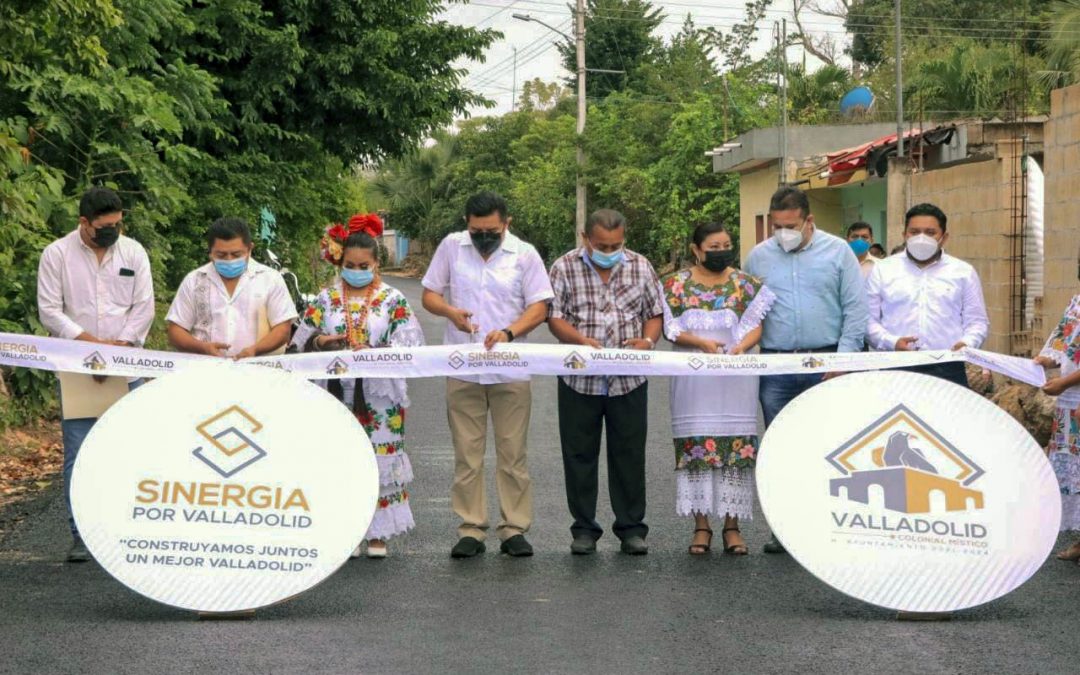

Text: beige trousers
xmin=447 ymin=378 xmax=533 ymax=541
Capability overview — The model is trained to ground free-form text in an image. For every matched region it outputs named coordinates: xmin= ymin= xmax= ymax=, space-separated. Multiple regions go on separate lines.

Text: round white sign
xmin=757 ymin=371 xmax=1061 ymax=613
xmin=71 ymin=363 xmax=378 ymax=613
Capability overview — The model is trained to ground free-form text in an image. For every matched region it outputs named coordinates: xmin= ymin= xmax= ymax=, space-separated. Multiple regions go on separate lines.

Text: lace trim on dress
xmin=364 ymin=501 xmax=415 ymax=541
xmin=674 ymin=467 xmax=755 ymax=519
xmin=364 ymin=317 xmax=426 ymax=407
xmin=732 ymin=285 xmax=777 ymax=346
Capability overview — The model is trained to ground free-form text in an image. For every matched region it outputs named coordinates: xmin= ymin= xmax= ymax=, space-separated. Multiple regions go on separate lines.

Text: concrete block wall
xmin=902 ymin=152 xmax=1015 ymax=354
xmin=1043 ymin=85 xmax=1080 ymax=342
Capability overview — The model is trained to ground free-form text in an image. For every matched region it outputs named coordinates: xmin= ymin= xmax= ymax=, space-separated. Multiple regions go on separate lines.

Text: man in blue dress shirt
xmin=745 ymin=186 xmax=868 ymax=554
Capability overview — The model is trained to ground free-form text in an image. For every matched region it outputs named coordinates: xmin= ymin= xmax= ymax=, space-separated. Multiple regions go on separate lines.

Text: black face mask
xmin=470 ymin=230 xmax=502 ymax=257
xmin=701 ymin=249 xmax=736 ymax=272
xmin=91 ymin=226 xmax=120 ymax=248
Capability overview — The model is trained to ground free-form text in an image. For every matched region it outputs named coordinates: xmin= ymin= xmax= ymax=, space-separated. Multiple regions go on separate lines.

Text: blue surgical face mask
xmin=590 ymin=247 xmax=624 ymax=269
xmin=341 ymin=268 xmax=374 ymax=288
xmin=849 ymin=239 xmax=871 ymax=256
xmin=214 ymin=257 xmax=248 ymax=279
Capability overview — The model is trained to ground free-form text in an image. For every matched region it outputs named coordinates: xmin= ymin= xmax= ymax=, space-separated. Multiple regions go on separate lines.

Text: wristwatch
xmin=643 ymin=336 xmax=655 ymax=349
xmin=502 ymin=328 xmax=515 ymax=342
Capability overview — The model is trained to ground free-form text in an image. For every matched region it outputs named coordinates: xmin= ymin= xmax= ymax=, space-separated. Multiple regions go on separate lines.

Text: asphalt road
xmin=1 ymin=275 xmax=1077 ymax=674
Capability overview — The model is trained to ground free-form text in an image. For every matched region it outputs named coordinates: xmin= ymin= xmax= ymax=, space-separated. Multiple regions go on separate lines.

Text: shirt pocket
xmin=487 ymin=259 xmax=523 ymax=302
xmin=110 ymin=274 xmax=136 ymax=306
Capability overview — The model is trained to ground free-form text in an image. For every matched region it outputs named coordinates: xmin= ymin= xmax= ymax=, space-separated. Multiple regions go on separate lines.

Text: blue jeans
xmin=61 ymin=379 xmax=144 ymax=538
xmin=759 ymin=373 xmax=826 ymax=429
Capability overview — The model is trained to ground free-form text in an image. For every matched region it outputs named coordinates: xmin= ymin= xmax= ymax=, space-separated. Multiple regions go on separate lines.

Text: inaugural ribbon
xmin=0 ymin=331 xmax=1047 ymax=387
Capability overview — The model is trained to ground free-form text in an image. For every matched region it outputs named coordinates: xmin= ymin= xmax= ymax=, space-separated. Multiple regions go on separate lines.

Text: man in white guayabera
xmin=37 ymin=186 xmax=155 ymax=563
xmin=866 ymin=202 xmax=989 ymax=389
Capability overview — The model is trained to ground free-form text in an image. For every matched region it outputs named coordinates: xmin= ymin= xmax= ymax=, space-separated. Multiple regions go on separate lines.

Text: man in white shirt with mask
xmin=422 ymin=191 xmax=554 ymax=559
xmin=37 ymin=186 xmax=155 ymax=562
xmin=866 ymin=203 xmax=990 ymax=387
xmin=167 ymin=217 xmax=297 ymax=359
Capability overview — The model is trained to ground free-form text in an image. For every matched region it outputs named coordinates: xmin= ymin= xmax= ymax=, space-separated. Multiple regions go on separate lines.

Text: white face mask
xmin=906 ymin=233 xmax=941 ymax=262
xmin=774 ymin=226 xmax=805 ymax=253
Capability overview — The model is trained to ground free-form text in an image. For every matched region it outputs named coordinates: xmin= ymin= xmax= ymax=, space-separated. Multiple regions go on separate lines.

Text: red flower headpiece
xmin=348 ymin=213 xmax=384 ymax=238
xmin=320 ymin=213 xmax=384 ymax=265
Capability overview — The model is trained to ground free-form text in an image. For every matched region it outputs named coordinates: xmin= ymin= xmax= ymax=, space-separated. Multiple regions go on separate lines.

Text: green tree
xmin=558 ymin=0 xmax=664 ymax=100
xmin=1041 ymin=0 xmax=1080 ymax=88
xmin=787 ymin=63 xmax=853 ymax=124
xmin=846 ymin=0 xmax=1052 ymax=67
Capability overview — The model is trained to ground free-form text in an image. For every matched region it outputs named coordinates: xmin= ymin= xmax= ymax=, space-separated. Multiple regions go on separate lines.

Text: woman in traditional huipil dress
xmin=293 ymin=214 xmax=425 ymax=558
xmin=1035 ymin=276 xmax=1080 ymax=564
xmin=661 ymin=223 xmax=775 ymax=556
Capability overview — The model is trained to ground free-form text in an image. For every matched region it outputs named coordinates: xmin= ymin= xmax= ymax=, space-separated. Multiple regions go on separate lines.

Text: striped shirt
xmin=549 ymin=247 xmax=664 ymax=396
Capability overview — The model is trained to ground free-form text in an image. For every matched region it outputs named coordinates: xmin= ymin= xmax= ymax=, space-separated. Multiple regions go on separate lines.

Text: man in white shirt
xmin=421 ymin=191 xmax=554 ymax=558
xmin=846 ymin=221 xmax=879 ymax=280
xmin=167 ymin=217 xmax=297 ymax=359
xmin=867 ymin=203 xmax=990 ymax=387
xmin=37 ymin=186 xmax=155 ymax=562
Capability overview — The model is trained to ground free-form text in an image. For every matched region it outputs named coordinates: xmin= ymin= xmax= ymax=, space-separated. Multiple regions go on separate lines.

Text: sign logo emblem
xmin=802 ymin=356 xmax=825 ymax=369
xmin=448 ymin=351 xmax=465 ymax=370
xmin=326 ymin=357 xmax=349 ymax=376
xmin=688 ymin=356 xmax=705 ymax=371
xmin=826 ymin=404 xmax=985 ymax=514
xmin=563 ymin=351 xmax=587 ymax=370
xmin=84 ymin=351 xmax=108 ymax=371
xmin=192 ymin=405 xmax=268 ymax=478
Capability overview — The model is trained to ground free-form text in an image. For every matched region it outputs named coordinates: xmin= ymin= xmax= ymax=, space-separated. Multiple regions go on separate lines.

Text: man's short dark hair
xmin=847 ymin=221 xmax=873 ymax=238
xmin=585 ymin=209 xmax=626 ymax=236
xmin=769 ymin=186 xmax=810 ymax=218
xmin=464 ymin=191 xmax=508 ymax=222
xmin=870 ymin=243 xmax=886 ymax=257
xmin=905 ymin=203 xmax=948 ymax=232
xmin=79 ymin=187 xmax=123 ymax=221
xmin=206 ymin=217 xmax=252 ymax=250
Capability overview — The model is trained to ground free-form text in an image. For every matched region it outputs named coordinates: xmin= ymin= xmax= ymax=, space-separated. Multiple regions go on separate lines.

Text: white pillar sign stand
xmin=71 ymin=363 xmax=378 ymax=614
xmin=757 ymin=371 xmax=1061 ymax=613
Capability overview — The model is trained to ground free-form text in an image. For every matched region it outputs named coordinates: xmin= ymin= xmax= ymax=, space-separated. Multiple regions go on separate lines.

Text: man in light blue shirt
xmin=744 ymin=186 xmax=868 ymax=553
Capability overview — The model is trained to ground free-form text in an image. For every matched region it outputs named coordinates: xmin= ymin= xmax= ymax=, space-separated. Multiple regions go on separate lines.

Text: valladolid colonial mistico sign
xmin=70 ymin=363 xmax=378 ymax=613
xmin=757 ymin=371 xmax=1061 ymax=613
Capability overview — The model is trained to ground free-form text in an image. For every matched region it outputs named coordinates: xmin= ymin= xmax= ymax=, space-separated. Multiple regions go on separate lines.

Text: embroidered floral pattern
xmin=377 ymin=489 xmax=409 ymax=509
xmin=675 ymin=435 xmax=757 ymax=472
xmin=663 ymin=269 xmax=761 ymax=317
xmin=1044 ymin=294 xmax=1080 ymax=366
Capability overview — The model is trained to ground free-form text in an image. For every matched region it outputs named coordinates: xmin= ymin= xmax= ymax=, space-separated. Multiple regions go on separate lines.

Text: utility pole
xmin=511 ymin=47 xmax=518 ymax=112
xmin=781 ymin=18 xmax=788 ymax=186
xmin=895 ymin=0 xmax=904 ymax=157
xmin=574 ymin=0 xmax=587 ymax=239
xmin=514 ymin=4 xmax=598 ymax=238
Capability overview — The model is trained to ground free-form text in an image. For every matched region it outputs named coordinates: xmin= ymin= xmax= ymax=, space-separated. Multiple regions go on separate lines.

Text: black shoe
xmin=620 ymin=535 xmax=649 ymax=555
xmin=763 ymin=534 xmax=787 ymax=554
xmin=67 ymin=538 xmax=91 ymax=563
xmin=450 ymin=536 xmax=486 ymax=559
xmin=570 ymin=535 xmax=597 ymax=555
xmin=499 ymin=534 xmax=534 ymax=557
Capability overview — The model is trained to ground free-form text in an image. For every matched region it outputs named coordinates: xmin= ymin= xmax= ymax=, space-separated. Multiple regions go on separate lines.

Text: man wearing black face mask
xmin=37 ymin=186 xmax=154 ymax=563
xmin=422 ymin=191 xmax=554 ymax=558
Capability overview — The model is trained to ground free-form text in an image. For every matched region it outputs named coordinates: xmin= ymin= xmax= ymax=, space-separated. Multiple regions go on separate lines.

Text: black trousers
xmin=557 ymin=379 xmax=649 ymax=541
xmin=898 ymin=361 xmax=969 ymax=389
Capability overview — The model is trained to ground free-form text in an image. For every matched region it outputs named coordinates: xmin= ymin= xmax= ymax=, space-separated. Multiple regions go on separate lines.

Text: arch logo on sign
xmin=757 ymin=371 xmax=1061 ymax=613
xmin=71 ymin=363 xmax=378 ymax=613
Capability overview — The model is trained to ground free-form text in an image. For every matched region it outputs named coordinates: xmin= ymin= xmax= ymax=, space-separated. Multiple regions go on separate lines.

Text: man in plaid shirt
xmin=548 ymin=209 xmax=664 ymax=555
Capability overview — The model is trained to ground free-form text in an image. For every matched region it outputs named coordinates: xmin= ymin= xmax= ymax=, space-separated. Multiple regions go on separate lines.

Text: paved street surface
xmin=1 ymin=276 xmax=1077 ymax=674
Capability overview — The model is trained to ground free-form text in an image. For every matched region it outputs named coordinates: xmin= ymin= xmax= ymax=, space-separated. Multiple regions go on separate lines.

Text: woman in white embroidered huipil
xmin=293 ymin=215 xmax=425 ymax=559
xmin=660 ymin=223 xmax=775 ymax=556
xmin=1035 ymin=273 xmax=1080 ymax=563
